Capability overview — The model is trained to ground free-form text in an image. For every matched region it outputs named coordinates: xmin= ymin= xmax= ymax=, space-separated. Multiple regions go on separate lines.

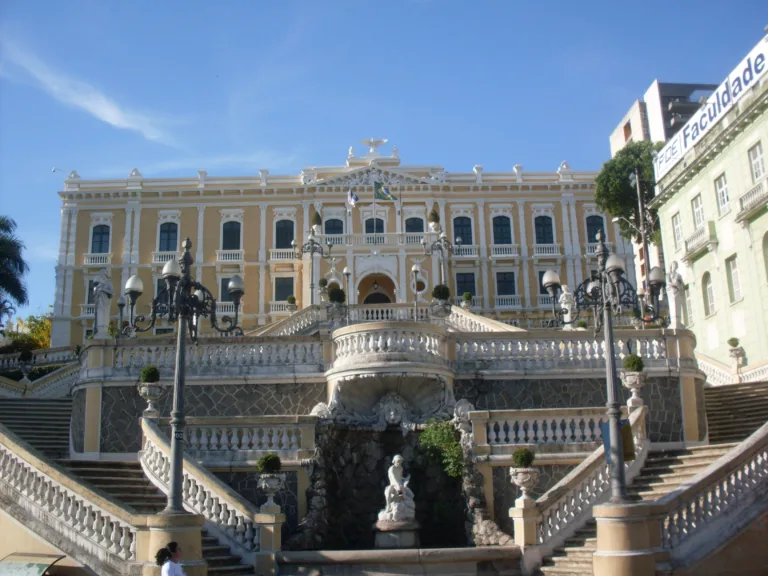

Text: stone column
xmin=131 ymin=205 xmax=141 ymax=275
xmin=593 ymin=503 xmax=662 ymax=576
xmin=121 ymin=205 xmax=135 ymax=299
xmin=258 ymin=263 xmax=267 ymax=323
xmin=476 ymin=200 xmax=490 ymax=310
xmin=51 ymin=208 xmax=73 ymax=346
xmin=569 ymin=200 xmax=583 ymax=286
xmin=255 ymin=506 xmax=286 ymax=576
xmin=560 ymin=198 xmax=575 ymax=288
xmin=517 ymin=202 xmax=531 ymax=308
xmin=143 ymin=514 xmax=208 ymax=576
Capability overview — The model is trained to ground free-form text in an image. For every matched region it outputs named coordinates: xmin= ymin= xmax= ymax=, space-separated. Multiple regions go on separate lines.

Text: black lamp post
xmin=122 ymin=238 xmax=244 ymax=514
xmin=422 ymin=229 xmax=461 ymax=285
xmin=292 ymin=230 xmax=333 ymax=306
xmin=541 ymin=231 xmax=666 ymax=503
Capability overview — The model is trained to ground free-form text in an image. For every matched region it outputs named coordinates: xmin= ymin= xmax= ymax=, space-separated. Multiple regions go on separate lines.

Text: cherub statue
xmin=559 ymin=284 xmax=576 ymax=328
xmin=378 ymin=455 xmax=416 ymax=523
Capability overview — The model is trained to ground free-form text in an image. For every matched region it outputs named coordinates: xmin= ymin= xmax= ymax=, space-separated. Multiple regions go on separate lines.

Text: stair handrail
xmin=0 ymin=346 xmax=77 ymax=371
xmin=446 ymin=305 xmax=521 ymax=333
xmin=141 ymin=417 xmax=279 ymax=562
xmin=0 ymin=422 xmax=146 ymax=567
xmin=532 ymin=406 xmax=649 ymax=554
xmin=654 ymin=420 xmax=768 ymax=563
xmin=252 ymin=305 xmax=324 ymax=336
xmin=0 ymin=364 xmax=80 ymax=398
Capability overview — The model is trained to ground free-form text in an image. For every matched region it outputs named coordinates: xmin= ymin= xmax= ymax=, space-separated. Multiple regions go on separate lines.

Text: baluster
xmin=236 ymin=516 xmax=246 ymax=545
xmin=488 ymin=421 xmax=498 ymax=445
xmin=188 ymin=428 xmax=199 ymax=450
xmin=227 ymin=509 xmax=237 ymax=538
xmin=120 ymin=526 xmax=132 ymax=559
xmin=212 ymin=498 xmax=222 ymax=525
xmin=245 ymin=521 xmax=255 ymax=550
xmin=197 ymin=485 xmax=207 ymax=512
xmin=210 ymin=428 xmax=219 ymax=451
xmin=101 ymin=518 xmax=113 ymax=548
xmin=110 ymin=521 xmax=122 ymax=553
xmin=219 ymin=502 xmax=229 ymax=526
xmin=281 ymin=427 xmax=290 ymax=450
xmin=94 ymin=511 xmax=104 ymax=543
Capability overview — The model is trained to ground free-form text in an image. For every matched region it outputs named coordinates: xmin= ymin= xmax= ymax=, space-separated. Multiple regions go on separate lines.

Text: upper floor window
xmin=365 ymin=218 xmax=384 ymax=234
xmin=691 ymin=195 xmax=705 ymax=230
xmin=220 ymin=277 xmax=234 ymax=302
xmin=534 ymin=215 xmax=554 ymax=244
xmin=726 ymin=256 xmax=742 ymax=303
xmin=274 ymin=277 xmax=294 ymax=302
xmin=749 ymin=141 xmax=765 ymax=183
xmin=324 ymin=218 xmax=344 ymax=236
xmin=671 ymin=213 xmax=683 ymax=249
xmin=702 ymin=272 xmax=715 ymax=316
xmin=684 ymin=285 xmax=694 ymax=325
xmin=222 ymin=221 xmax=241 ymax=250
xmin=492 ymin=216 xmax=512 ymax=245
xmin=586 ymin=215 xmax=605 ymax=242
xmin=91 ymin=225 xmax=110 ymax=254
xmin=456 ymin=272 xmax=475 ymax=296
xmin=496 ymin=271 xmax=516 ymax=295
xmin=275 ymin=220 xmax=295 ymax=249
xmin=714 ymin=173 xmax=730 ymax=214
xmin=453 ymin=216 xmax=473 ymax=245
xmin=405 ymin=217 xmax=424 ymax=233
xmin=158 ymin=222 xmax=178 ymax=252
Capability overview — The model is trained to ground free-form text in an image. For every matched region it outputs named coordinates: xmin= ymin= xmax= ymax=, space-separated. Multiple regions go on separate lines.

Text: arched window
xmin=492 ymin=216 xmax=512 ymax=245
xmin=324 ymin=218 xmax=343 ymax=236
xmin=91 ymin=225 xmax=110 ymax=254
xmin=275 ymin=220 xmax=295 ymax=249
xmin=702 ymin=272 xmax=715 ymax=316
xmin=222 ymin=221 xmax=241 ymax=250
xmin=365 ymin=218 xmax=384 ymax=234
xmin=453 ymin=216 xmax=473 ymax=245
xmin=586 ymin=215 xmax=605 ymax=242
xmin=158 ymin=222 xmax=178 ymax=252
xmin=405 ymin=217 xmax=424 ymax=233
xmin=534 ymin=216 xmax=554 ymax=244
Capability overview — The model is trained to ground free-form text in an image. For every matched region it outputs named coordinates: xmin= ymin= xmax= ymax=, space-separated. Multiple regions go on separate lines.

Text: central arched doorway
xmin=363 ymin=292 xmax=391 ymax=304
xmin=357 ymin=273 xmax=397 ymax=305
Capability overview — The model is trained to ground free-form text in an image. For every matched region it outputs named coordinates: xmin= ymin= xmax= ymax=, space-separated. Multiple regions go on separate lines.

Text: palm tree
xmin=0 ymin=216 xmax=29 ymax=307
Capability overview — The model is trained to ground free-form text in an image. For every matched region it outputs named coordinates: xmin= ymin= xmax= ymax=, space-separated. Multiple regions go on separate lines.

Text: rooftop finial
xmin=360 ymin=138 xmax=388 ymax=155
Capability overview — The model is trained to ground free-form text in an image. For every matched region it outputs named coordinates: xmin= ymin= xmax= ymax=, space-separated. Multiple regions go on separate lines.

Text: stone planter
xmin=621 ymin=370 xmax=647 ymax=409
xmin=428 ymin=221 xmax=440 ymax=233
xmin=286 ymin=303 xmax=298 ymax=313
xmin=258 ymin=473 xmax=286 ymax=511
xmin=430 ymin=299 xmax=452 ymax=318
xmin=461 ymin=300 xmax=472 ymax=311
xmin=510 ymin=467 xmax=540 ymax=507
xmin=138 ymin=382 xmax=165 ymax=418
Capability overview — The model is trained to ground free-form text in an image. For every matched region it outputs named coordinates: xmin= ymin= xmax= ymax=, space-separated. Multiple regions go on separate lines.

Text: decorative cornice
xmin=219 ymin=208 xmax=244 ymax=222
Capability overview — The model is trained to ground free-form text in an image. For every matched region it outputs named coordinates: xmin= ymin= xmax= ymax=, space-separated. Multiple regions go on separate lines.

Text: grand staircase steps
xmin=0 ymin=398 xmax=73 ymax=459
xmin=705 ymin=382 xmax=768 ymax=444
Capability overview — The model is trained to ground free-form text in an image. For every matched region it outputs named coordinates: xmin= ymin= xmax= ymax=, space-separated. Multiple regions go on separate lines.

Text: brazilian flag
xmin=374 ymin=181 xmax=397 ymax=201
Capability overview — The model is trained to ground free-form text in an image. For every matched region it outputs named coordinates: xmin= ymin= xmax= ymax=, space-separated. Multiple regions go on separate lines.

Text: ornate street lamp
xmin=122 ymin=238 xmax=244 ymax=514
xmin=412 ymin=263 xmax=451 ymax=319
xmin=541 ymin=231 xmax=665 ymax=504
xmin=422 ymin=229 xmax=461 ymax=285
xmin=292 ymin=230 xmax=333 ymax=306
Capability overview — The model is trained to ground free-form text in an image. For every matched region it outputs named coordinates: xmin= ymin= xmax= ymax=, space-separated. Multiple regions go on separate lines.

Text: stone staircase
xmin=0 ymin=398 xmax=72 ymax=458
xmin=58 ymin=460 xmax=256 ymax=575
xmin=705 ymin=382 xmax=768 ymax=444
xmin=537 ymin=443 xmax=736 ymax=575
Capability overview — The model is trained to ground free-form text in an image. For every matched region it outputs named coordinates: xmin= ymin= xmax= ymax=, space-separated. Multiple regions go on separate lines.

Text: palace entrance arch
xmin=356 ymin=274 xmax=397 ymax=305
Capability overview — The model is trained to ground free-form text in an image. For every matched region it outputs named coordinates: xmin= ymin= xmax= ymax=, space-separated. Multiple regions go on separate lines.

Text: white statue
xmin=666 ymin=261 xmax=685 ymax=329
xmin=93 ymin=269 xmax=114 ymax=338
xmin=559 ymin=285 xmax=576 ymax=329
xmin=378 ymin=455 xmax=416 ymax=523
xmin=348 ymin=146 xmax=354 ymax=158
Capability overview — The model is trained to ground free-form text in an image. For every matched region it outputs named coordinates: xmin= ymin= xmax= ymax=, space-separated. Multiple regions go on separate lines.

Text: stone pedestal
xmin=373 ymin=520 xmax=421 ymax=549
xmin=142 ymin=513 xmax=207 ymax=576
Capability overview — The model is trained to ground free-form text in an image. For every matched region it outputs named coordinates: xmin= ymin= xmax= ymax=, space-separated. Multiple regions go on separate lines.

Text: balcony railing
xmin=533 ymin=244 xmax=561 ymax=257
xmin=215 ymin=301 xmax=241 ymax=315
xmin=494 ymin=295 xmax=522 ymax=309
xmin=453 ymin=244 xmax=480 ymax=258
xmin=270 ymin=301 xmax=291 ymax=314
xmin=317 ymin=232 xmax=437 ymax=247
xmin=585 ymin=242 xmax=614 ymax=256
xmin=736 ymin=178 xmax=768 ymax=222
xmin=216 ymin=249 xmax=245 ymax=263
xmin=83 ymin=253 xmax=111 ymax=266
xmin=538 ymin=295 xmax=554 ymax=308
xmin=152 ymin=251 xmax=180 ymax=264
xmin=683 ymin=221 xmax=717 ymax=261
xmin=269 ymin=248 xmax=295 ymax=261
xmin=490 ymin=244 xmax=520 ymax=258
xmin=80 ymin=304 xmax=95 ymax=317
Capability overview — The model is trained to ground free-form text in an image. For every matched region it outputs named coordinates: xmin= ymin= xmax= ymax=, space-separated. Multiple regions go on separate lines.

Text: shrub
xmin=428 ymin=209 xmax=440 ymax=223
xmin=18 ymin=349 xmax=33 ymax=363
xmin=256 ymin=453 xmax=282 ymax=473
xmin=286 ymin=295 xmax=296 ymax=305
xmin=623 ymin=354 xmax=644 ymax=372
xmin=512 ymin=447 xmax=535 ymax=468
xmin=0 ymin=365 xmax=62 ymax=382
xmin=140 ymin=365 xmax=160 ymax=383
xmin=311 ymin=212 xmax=322 ymax=226
xmin=328 ymin=287 xmax=346 ymax=304
xmin=576 ymin=320 xmax=588 ymax=329
xmin=727 ymin=337 xmax=740 ymax=348
xmin=432 ymin=284 xmax=450 ymax=301
xmin=318 ymin=278 xmax=328 ymax=288
xmin=462 ymin=292 xmax=473 ymax=302
xmin=108 ymin=320 xmax=119 ymax=338
xmin=419 ymin=420 xmax=464 ymax=478
xmin=0 ymin=334 xmax=40 ymax=355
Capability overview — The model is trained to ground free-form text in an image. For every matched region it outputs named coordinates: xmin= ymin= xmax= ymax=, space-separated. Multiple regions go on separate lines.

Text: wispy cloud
xmin=0 ymin=37 xmax=178 ymax=145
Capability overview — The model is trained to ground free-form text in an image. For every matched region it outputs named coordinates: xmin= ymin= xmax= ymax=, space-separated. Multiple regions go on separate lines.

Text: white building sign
xmin=654 ymin=36 xmax=768 ymax=182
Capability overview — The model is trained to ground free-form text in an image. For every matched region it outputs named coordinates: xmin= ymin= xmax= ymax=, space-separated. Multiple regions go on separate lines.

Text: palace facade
xmin=50 ymin=143 xmax=634 ymax=346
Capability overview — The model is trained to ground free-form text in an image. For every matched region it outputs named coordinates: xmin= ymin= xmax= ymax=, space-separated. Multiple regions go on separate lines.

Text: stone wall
xmin=97 ymin=382 xmax=326 ymax=453
xmin=213 ymin=471 xmax=299 ymax=538
xmin=71 ymin=388 xmax=86 ymax=453
xmin=455 ymin=376 xmax=684 ymax=443
xmin=491 ymin=464 xmax=576 ymax=536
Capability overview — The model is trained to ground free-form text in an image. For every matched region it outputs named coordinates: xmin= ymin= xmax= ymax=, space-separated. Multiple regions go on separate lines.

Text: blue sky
xmin=0 ymin=0 xmax=765 ymax=317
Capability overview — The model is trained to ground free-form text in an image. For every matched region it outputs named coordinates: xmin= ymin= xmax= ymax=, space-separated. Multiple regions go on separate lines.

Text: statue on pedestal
xmin=378 ymin=455 xmax=416 ymax=523
xmin=92 ymin=269 xmax=114 ymax=338
xmin=559 ymin=284 xmax=575 ymax=329
xmin=666 ymin=261 xmax=685 ymax=329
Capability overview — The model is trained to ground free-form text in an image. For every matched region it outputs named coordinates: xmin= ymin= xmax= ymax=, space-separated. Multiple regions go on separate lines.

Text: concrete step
xmin=207 ymin=566 xmax=255 ymax=575
xmin=552 ymin=548 xmax=595 ymax=561
xmin=640 ymin=460 xmax=713 ymax=474
xmin=544 ymin=557 xmax=592 ymax=568
xmin=538 ymin=566 xmax=592 ymax=575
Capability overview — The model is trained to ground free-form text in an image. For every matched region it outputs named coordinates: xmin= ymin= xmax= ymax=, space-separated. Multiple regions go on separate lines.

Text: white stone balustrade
xmin=268 ymin=249 xmax=295 ymax=261
xmin=533 ymin=244 xmax=561 ymax=257
xmin=0 ymin=425 xmax=140 ymax=567
xmin=490 ymin=244 xmax=520 ymax=258
xmin=348 ymin=304 xmax=431 ymax=324
xmin=0 ymin=346 xmax=78 ymax=371
xmin=216 ymin=249 xmax=245 ymax=263
xmin=736 ymin=177 xmax=767 ymax=220
xmin=83 ymin=253 xmax=112 ymax=265
xmin=152 ymin=251 xmax=180 ymax=264
xmin=446 ymin=306 xmax=521 ymax=333
xmin=0 ymin=364 xmax=80 ymax=399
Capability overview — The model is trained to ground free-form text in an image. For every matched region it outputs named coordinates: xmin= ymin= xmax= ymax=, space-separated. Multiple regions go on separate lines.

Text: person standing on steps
xmin=155 ymin=542 xmax=185 ymax=576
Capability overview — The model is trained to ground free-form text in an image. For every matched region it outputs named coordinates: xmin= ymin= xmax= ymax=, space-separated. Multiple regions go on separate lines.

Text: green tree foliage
xmin=594 ymin=141 xmax=663 ymax=243
xmin=419 ymin=420 xmax=464 ymax=478
xmin=0 ymin=312 xmax=52 ymax=354
xmin=0 ymin=216 xmax=29 ymax=307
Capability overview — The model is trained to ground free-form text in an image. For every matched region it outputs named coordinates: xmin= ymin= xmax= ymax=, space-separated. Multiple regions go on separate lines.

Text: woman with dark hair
xmin=155 ymin=541 xmax=184 ymax=575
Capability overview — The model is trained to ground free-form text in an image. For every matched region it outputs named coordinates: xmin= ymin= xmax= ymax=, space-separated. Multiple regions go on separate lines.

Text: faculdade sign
xmin=654 ymin=36 xmax=768 ymax=182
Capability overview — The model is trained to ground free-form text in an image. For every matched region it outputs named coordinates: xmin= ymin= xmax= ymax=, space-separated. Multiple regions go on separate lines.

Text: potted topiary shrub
xmin=727 ymin=337 xmax=745 ymax=368
xmin=286 ymin=295 xmax=298 ymax=313
xmin=461 ymin=291 xmax=473 ymax=310
xmin=328 ymin=286 xmax=346 ymax=306
xmin=432 ymin=284 xmax=450 ymax=303
xmin=256 ymin=453 xmax=285 ymax=510
xmin=621 ymin=354 xmax=646 ymax=409
xmin=138 ymin=365 xmax=164 ymax=418
xmin=311 ymin=212 xmax=322 ymax=235
xmin=510 ymin=448 xmax=539 ymax=505
xmin=575 ymin=320 xmax=588 ymax=330
xmin=428 ymin=209 xmax=440 ymax=232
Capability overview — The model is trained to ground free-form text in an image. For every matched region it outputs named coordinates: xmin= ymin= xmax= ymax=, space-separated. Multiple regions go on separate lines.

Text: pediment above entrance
xmin=315 ymin=165 xmax=432 ymax=189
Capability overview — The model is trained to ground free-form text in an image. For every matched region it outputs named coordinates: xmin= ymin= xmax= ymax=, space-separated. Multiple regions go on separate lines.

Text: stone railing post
xmin=143 ymin=514 xmax=208 ymax=576
xmin=468 ymin=410 xmax=490 ymax=456
xmin=255 ymin=503 xmax=286 ymax=576
xmin=592 ymin=503 xmax=664 ymax=576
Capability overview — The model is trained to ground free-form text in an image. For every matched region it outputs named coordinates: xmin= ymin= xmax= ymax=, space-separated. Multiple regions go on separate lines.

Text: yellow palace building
xmin=50 ymin=140 xmax=633 ymax=346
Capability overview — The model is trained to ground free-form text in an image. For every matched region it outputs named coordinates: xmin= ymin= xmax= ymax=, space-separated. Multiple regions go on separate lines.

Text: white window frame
xmin=714 ymin=173 xmax=730 ymax=215
xmin=494 ymin=267 xmax=519 ymax=296
xmin=454 ymin=268 xmax=478 ymax=298
xmin=749 ymin=141 xmax=765 ymax=183
xmin=583 ymin=211 xmax=606 ymax=243
xmin=691 ymin=195 xmax=705 ymax=230
xmin=703 ymin=273 xmax=716 ymax=317
xmin=671 ymin=212 xmax=683 ymax=250
xmin=156 ymin=210 xmax=181 ymax=252
xmin=272 ymin=272 xmax=297 ymax=302
xmin=489 ymin=204 xmax=515 ymax=245
xmin=361 ymin=204 xmax=389 ymax=231
xmin=219 ymin=209 xmax=244 ymax=251
xmin=272 ymin=207 xmax=298 ymax=248
xmin=684 ymin=285 xmax=694 ymax=326
xmin=531 ymin=205 xmax=557 ymax=245
xmin=88 ymin=213 xmax=113 ymax=254
xmin=726 ymin=256 xmax=742 ymax=303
